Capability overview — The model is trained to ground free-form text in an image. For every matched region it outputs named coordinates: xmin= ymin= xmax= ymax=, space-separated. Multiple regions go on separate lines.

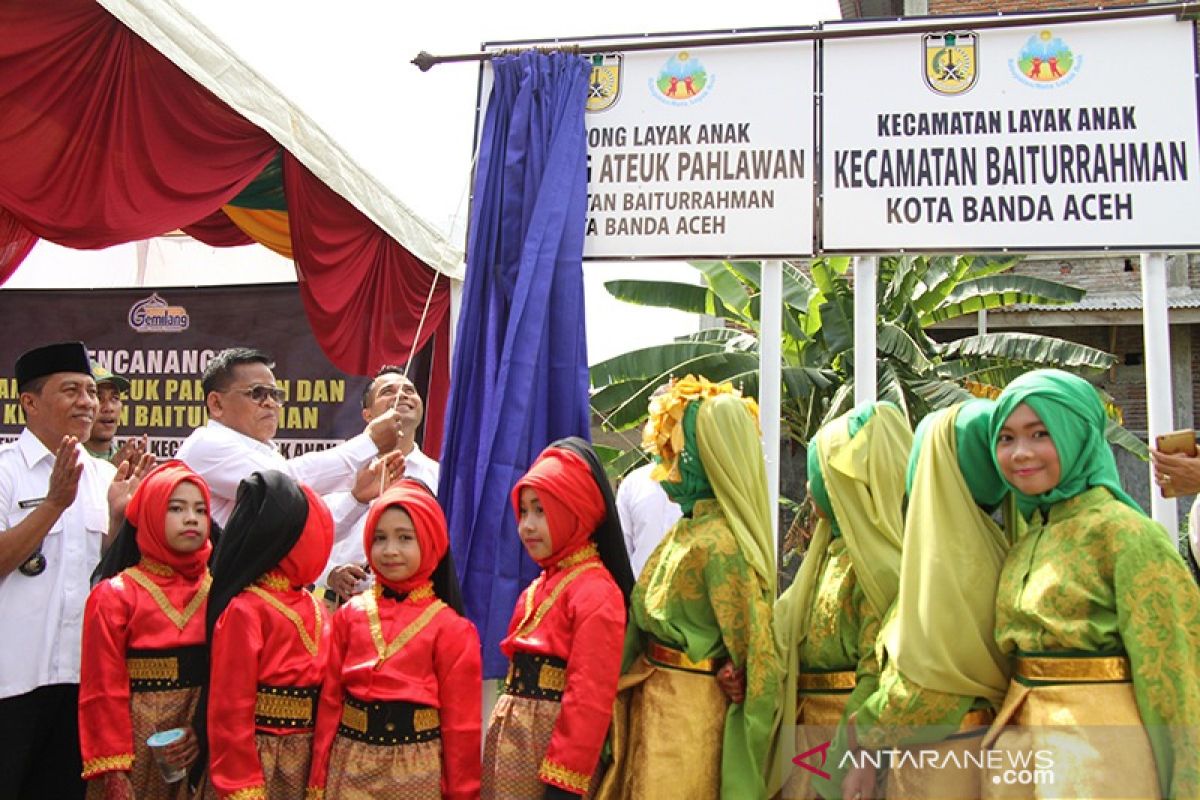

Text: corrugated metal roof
xmin=1012 ymin=289 xmax=1200 ymax=312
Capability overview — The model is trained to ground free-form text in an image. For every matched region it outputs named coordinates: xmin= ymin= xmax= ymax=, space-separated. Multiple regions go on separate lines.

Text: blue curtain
xmin=438 ymin=51 xmax=592 ymax=678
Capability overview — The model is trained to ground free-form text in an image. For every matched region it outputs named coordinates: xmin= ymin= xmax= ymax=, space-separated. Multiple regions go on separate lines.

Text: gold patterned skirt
xmin=782 ymin=670 xmax=856 ymax=800
xmin=884 ymin=711 xmax=993 ymax=800
xmin=254 ymin=732 xmax=314 ymax=798
xmin=981 ymin=655 xmax=1159 ymax=800
xmin=482 ymin=693 xmax=567 ymax=799
xmin=85 ymin=685 xmax=201 ymax=800
xmin=595 ymin=646 xmax=729 ymax=800
xmin=325 ymin=735 xmax=442 ymax=799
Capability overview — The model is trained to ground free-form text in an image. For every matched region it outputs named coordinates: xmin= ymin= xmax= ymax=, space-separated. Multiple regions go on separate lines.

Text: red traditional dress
xmin=206 ymin=484 xmax=333 ymax=800
xmin=79 ymin=462 xmax=213 ymax=800
xmin=308 ymin=483 xmax=482 ymax=800
xmin=482 ymin=449 xmax=626 ymax=799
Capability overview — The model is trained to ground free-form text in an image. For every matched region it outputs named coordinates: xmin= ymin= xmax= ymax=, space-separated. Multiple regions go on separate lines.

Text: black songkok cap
xmin=16 ymin=341 xmax=92 ymax=389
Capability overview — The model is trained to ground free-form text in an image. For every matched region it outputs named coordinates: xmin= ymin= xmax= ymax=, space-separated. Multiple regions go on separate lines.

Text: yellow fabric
xmin=222 ymin=206 xmax=294 ymax=260
xmin=885 ymin=402 xmax=1012 ymax=708
xmin=982 ymin=679 xmax=1159 ymax=799
xmin=768 ymin=405 xmax=911 ymax=796
xmin=695 ymin=393 xmax=774 ymax=594
xmin=642 ymin=374 xmax=759 ymax=485
xmin=885 ymin=730 xmax=988 ymax=800
xmin=784 ymin=691 xmax=849 ymax=800
xmin=596 ymin=655 xmax=727 ymax=800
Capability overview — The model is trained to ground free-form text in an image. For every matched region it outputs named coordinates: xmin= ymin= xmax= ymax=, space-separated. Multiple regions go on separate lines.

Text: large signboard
xmin=482 ymin=36 xmax=817 ymax=259
xmin=821 ymin=15 xmax=1200 ymax=251
xmin=0 ymin=286 xmax=432 ymax=458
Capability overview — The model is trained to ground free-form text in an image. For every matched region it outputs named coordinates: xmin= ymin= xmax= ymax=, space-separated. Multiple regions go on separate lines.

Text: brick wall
xmin=927 ymin=0 xmax=1144 ymax=14
xmin=1009 ymin=256 xmax=1141 ymax=295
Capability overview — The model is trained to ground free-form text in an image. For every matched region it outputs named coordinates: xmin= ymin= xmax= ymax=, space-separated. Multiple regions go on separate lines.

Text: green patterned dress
xmin=623 ymin=498 xmax=781 ymax=799
xmin=994 ymin=486 xmax=1200 ymax=798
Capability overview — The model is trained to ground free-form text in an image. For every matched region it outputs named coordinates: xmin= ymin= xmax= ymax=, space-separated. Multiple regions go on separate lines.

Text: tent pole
xmin=761 ymin=259 xmax=782 ymax=552
xmin=854 ymin=256 xmax=878 ymax=407
xmin=1141 ymin=251 xmax=1178 ymax=535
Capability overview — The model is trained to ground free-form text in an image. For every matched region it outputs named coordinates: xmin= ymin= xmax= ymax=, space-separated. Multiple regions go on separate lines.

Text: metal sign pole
xmin=854 ymin=256 xmax=878 ymax=406
xmin=1140 ymin=251 xmax=1178 ymax=535
xmin=761 ymin=259 xmax=783 ymax=550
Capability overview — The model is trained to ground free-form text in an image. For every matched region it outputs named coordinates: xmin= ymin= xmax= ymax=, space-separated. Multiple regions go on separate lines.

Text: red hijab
xmin=511 ymin=447 xmax=606 ymax=567
xmin=363 ymin=480 xmax=449 ymax=593
xmin=275 ymin=485 xmax=334 ymax=588
xmin=124 ymin=460 xmax=212 ymax=579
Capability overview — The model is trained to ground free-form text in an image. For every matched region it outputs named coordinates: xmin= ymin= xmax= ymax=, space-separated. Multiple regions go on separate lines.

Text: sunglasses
xmin=228 ymin=384 xmax=286 ymax=405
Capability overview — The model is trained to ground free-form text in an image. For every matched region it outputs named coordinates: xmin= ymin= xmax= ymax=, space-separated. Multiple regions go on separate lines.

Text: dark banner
xmin=0 ymin=284 xmax=434 ymax=458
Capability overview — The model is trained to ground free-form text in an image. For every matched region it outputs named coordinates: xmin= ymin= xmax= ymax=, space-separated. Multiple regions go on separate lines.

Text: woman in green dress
xmin=768 ymin=401 xmax=912 ymax=800
xmin=842 ymin=399 xmax=1014 ymax=799
xmin=982 ymin=369 xmax=1200 ymax=799
xmin=597 ymin=375 xmax=780 ymax=800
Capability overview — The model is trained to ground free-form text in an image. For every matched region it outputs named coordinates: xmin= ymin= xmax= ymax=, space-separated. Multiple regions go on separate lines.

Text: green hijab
xmin=907 ymin=399 xmax=1007 ymax=510
xmin=658 ymin=401 xmax=716 ymax=515
xmin=989 ymin=369 xmax=1140 ymax=517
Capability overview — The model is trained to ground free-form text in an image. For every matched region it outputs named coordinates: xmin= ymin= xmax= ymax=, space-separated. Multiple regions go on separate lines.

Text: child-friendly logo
xmin=652 ymin=52 xmax=714 ymax=106
xmin=1010 ymin=29 xmax=1081 ymax=89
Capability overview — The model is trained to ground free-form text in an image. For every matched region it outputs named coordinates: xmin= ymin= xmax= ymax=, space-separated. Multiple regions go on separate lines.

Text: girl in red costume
xmin=482 ymin=438 xmax=634 ymax=799
xmin=307 ymin=478 xmax=482 ymax=799
xmin=201 ymin=470 xmax=333 ymax=800
xmin=79 ymin=461 xmax=213 ymax=800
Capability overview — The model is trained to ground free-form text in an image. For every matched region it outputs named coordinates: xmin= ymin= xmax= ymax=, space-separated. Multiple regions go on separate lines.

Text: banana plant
xmin=591 ymin=255 xmax=1140 ymax=474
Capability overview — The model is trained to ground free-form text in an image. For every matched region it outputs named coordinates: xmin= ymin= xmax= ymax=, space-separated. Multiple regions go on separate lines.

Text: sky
xmin=7 ymin=0 xmax=841 ymax=365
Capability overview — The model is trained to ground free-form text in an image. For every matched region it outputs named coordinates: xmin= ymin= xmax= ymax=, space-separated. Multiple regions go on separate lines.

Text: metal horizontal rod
xmin=412 ymin=1 xmax=1199 ymax=71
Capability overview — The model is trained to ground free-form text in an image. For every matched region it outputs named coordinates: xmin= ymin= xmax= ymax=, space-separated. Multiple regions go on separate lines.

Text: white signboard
xmin=821 ymin=16 xmax=1200 ymax=251
xmin=582 ymin=40 xmax=815 ymax=258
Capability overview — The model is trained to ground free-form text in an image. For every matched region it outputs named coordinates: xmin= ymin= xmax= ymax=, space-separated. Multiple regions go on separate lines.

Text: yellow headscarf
xmin=768 ymin=402 xmax=912 ymax=795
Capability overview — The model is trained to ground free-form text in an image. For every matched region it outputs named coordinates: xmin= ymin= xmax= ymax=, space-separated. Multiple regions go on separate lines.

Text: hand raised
xmin=45 ymin=436 xmax=83 ymax=512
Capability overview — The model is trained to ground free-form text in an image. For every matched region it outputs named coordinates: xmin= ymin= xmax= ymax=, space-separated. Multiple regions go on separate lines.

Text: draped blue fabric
xmin=438 ymin=52 xmax=592 ymax=678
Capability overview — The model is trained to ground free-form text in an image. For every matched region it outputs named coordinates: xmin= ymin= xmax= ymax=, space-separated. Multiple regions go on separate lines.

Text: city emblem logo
xmin=128 ymin=293 xmax=189 ymax=333
xmin=923 ymin=31 xmax=978 ymax=95
xmin=586 ymin=53 xmax=622 ymax=113
xmin=651 ymin=51 xmax=714 ymax=106
xmin=1010 ymin=29 xmax=1081 ymax=88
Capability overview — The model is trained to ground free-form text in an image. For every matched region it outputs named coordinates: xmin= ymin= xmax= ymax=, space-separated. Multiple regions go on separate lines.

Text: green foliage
xmin=591 ymin=255 xmax=1140 ymax=475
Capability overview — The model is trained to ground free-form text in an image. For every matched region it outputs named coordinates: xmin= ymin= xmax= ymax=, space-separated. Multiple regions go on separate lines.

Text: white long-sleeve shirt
xmin=616 ymin=463 xmax=682 ymax=578
xmin=176 ymin=419 xmax=377 ymax=526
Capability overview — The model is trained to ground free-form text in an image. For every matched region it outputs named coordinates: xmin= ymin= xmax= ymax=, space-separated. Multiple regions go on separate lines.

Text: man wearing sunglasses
xmin=176 ymin=347 xmax=404 ymax=526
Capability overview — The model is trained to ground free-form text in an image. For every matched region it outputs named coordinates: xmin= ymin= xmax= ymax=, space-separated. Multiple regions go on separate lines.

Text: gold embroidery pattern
xmin=246 ymin=586 xmax=323 ymax=657
xmin=340 ymin=702 xmax=368 ymax=733
xmin=513 ymin=562 xmax=602 ymax=640
xmin=556 ymin=542 xmax=598 ymax=570
xmin=798 ymin=670 xmax=857 ymax=692
xmin=413 ymin=707 xmax=440 ymax=731
xmin=538 ymin=758 xmax=591 ymax=793
xmin=305 ymin=789 xmax=324 ymax=800
xmin=254 ymin=691 xmax=314 ymax=722
xmin=256 ymin=570 xmax=291 ymax=591
xmin=123 ymin=566 xmax=211 ymax=631
xmin=138 ymin=557 xmax=174 ymax=577
xmin=81 ymin=753 xmax=134 ymax=778
xmin=227 ymin=787 xmax=267 ymax=800
xmin=126 ymin=656 xmax=179 ymax=682
xmin=406 ymin=582 xmax=435 ymax=603
xmin=537 ymin=664 xmax=567 ymax=691
xmin=363 ymin=589 xmax=446 ymax=668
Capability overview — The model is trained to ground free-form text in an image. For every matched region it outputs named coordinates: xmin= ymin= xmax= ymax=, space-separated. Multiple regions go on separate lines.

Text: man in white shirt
xmin=616 ymin=460 xmax=682 ymax=578
xmin=320 ymin=366 xmax=441 ymax=604
xmin=176 ymin=347 xmax=404 ymax=527
xmin=0 ymin=342 xmax=123 ymax=798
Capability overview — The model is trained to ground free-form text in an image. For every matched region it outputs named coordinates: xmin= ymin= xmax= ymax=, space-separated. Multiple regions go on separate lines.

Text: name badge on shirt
xmin=17 ymin=497 xmax=45 ymax=510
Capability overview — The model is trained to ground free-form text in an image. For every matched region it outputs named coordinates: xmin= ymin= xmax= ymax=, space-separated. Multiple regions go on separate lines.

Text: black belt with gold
xmin=127 ymin=645 xmax=206 ymax=692
xmin=254 ymin=683 xmax=320 ymax=730
xmin=504 ymin=653 xmax=567 ymax=702
xmin=337 ymin=693 xmax=441 ymax=746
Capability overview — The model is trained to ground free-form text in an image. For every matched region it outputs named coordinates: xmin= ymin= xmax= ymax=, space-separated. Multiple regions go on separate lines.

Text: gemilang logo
xmin=128 ymin=293 xmax=189 ymax=333
xmin=793 ymin=740 xmax=832 ymax=780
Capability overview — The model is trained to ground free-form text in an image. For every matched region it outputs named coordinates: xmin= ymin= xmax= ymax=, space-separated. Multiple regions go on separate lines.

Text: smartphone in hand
xmin=1156 ymin=429 xmax=1197 ymax=498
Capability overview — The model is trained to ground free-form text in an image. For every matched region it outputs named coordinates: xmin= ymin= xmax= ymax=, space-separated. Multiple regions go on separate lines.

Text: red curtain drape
xmin=283 ymin=154 xmax=452 ymax=376
xmin=182 ymin=209 xmax=255 ymax=247
xmin=0 ymin=0 xmax=276 ymax=248
xmin=0 ymin=206 xmax=38 ymax=286
xmin=0 ymin=0 xmax=452 ymax=419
